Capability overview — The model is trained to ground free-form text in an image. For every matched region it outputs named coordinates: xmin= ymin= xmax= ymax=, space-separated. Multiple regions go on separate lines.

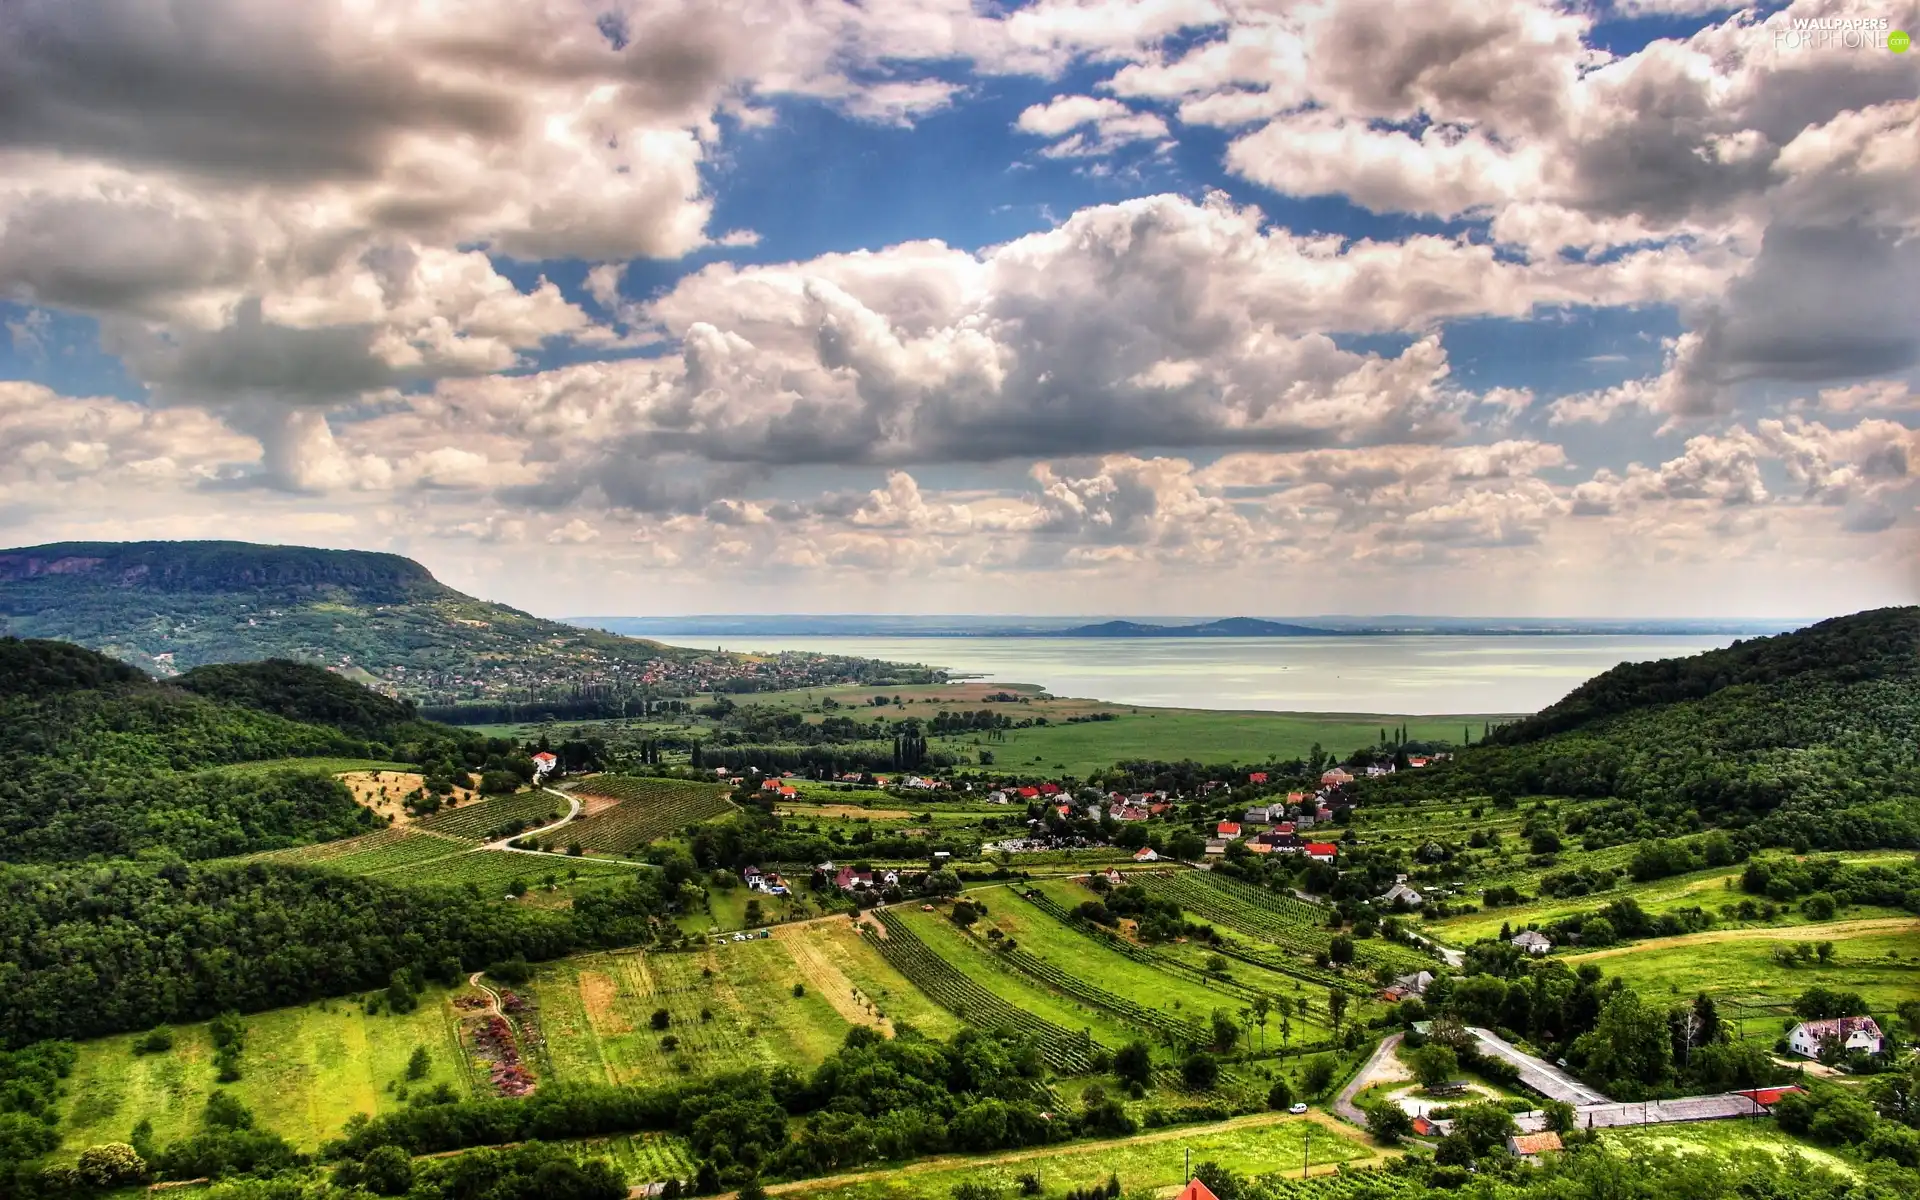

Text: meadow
xmin=1432 ymin=851 xmax=1915 ymax=943
xmin=464 ymin=685 xmax=1504 ymax=779
xmin=56 ymin=987 xmax=473 ymax=1156
xmin=770 ymin=1112 xmax=1376 ymax=1200
xmin=527 ymin=940 xmax=854 ymax=1088
xmin=1566 ymin=920 xmax=1920 ymax=1038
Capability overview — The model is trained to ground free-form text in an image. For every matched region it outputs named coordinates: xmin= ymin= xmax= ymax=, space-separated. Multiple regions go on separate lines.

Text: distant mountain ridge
xmin=1053 ymin=617 xmax=1334 ymax=637
xmin=0 ymin=541 xmax=448 ymax=599
xmin=0 ymin=540 xmax=930 ymax=709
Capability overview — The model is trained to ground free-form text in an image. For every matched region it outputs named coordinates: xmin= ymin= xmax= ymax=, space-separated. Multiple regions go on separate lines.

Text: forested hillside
xmin=0 ymin=640 xmax=506 ymax=861
xmin=0 ymin=540 xmax=941 ymax=713
xmin=0 ymin=858 xmax=678 ymax=1046
xmin=1367 ymin=607 xmax=1920 ymax=848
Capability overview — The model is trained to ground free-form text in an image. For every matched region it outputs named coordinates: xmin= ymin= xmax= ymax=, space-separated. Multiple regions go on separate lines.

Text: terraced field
xmin=415 ymin=791 xmax=567 ymax=840
xmin=564 ymin=776 xmax=738 ymax=853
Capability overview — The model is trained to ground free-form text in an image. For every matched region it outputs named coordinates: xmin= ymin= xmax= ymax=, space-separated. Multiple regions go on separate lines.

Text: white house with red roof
xmin=1305 ymin=841 xmax=1338 ymax=861
xmin=1216 ymin=821 xmax=1242 ymax=840
xmin=530 ymin=751 xmax=558 ymax=781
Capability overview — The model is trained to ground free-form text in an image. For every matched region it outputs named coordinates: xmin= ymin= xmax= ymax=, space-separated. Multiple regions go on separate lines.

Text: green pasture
xmin=1567 ymin=921 xmax=1920 ymax=1034
xmin=1599 ymin=1119 xmax=1857 ymax=1177
xmin=194 ymin=756 xmax=418 ymax=779
xmin=1434 ymin=851 xmax=1914 ymax=943
xmin=57 ymin=988 xmax=471 ymax=1156
xmin=780 ymin=920 xmax=965 ymax=1039
xmin=936 ymin=710 xmax=1509 ymax=779
xmin=774 ymin=1113 xmax=1374 ymax=1200
xmin=530 ymin=943 xmax=853 ymax=1088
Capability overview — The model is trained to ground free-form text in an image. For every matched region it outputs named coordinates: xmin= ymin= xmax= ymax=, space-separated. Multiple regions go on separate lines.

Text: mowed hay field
xmin=1566 ymin=921 xmax=1920 ymax=1035
xmin=58 ymin=988 xmax=473 ymax=1156
xmin=773 ymin=1112 xmax=1375 ymax=1200
xmin=530 ymin=940 xmax=856 ymax=1087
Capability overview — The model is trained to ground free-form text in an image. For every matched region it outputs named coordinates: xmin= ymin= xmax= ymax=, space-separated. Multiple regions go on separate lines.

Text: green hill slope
xmin=1366 ymin=606 xmax=1920 ymax=849
xmin=0 ymin=640 xmax=495 ymax=862
xmin=0 ymin=540 xmax=935 ymax=711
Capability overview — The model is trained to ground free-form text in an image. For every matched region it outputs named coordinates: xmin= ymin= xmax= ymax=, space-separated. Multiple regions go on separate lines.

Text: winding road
xmin=482 ymin=786 xmax=582 ymax=853
xmin=1333 ymin=1032 xmax=1404 ymax=1127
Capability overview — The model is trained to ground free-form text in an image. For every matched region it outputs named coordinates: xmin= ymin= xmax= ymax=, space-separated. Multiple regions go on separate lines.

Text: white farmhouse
xmin=1788 ymin=1017 xmax=1883 ymax=1059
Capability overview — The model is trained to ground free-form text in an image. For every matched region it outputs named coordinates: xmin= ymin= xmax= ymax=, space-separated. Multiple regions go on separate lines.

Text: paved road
xmin=483 ymin=786 xmax=581 ymax=852
xmin=1333 ymin=1032 xmax=1403 ymax=1126
xmin=1467 ymin=1027 xmax=1611 ymax=1105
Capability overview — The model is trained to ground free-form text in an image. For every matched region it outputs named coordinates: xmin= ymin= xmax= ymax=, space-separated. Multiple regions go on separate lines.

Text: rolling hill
xmin=0 ymin=639 xmax=485 ymax=862
xmin=1367 ymin=606 xmax=1920 ymax=849
xmin=0 ymin=540 xmax=936 ymax=711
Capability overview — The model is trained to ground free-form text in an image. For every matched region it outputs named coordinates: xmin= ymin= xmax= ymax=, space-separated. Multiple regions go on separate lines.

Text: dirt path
xmin=1334 ymin=1032 xmax=1404 ymax=1127
xmin=654 ymin=1110 xmax=1378 ymax=1200
xmin=1564 ymin=917 xmax=1919 ymax=961
xmin=483 ymin=786 xmax=582 ymax=852
xmin=469 ymin=971 xmax=512 ymax=1032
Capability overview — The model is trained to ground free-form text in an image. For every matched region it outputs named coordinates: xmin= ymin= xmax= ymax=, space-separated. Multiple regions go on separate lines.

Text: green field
xmin=886 ymin=907 xmax=1142 ymax=1054
xmin=191 ymin=756 xmax=419 ymax=780
xmin=375 ymin=848 xmax=643 ymax=894
xmin=1598 ymin=1119 xmax=1858 ymax=1177
xmin=775 ymin=920 xmax=965 ymax=1040
xmin=1433 ymin=852 xmax=1914 ymax=943
xmin=413 ymin=790 xmax=568 ymax=840
xmin=57 ymin=988 xmax=472 ymax=1156
xmin=1565 ymin=920 xmax=1920 ymax=1036
xmin=466 ymin=687 xmax=1509 ymax=780
xmin=563 ymin=776 xmax=738 ymax=853
xmin=252 ymin=826 xmax=469 ymax=872
xmin=773 ymin=1113 xmax=1375 ymax=1200
xmin=529 ymin=943 xmax=855 ymax=1087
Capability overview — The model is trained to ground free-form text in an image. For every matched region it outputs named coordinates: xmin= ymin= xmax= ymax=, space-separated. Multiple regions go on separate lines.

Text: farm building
xmin=1512 ymin=930 xmax=1553 ymax=955
xmin=1506 ymin=1133 xmax=1563 ymax=1158
xmin=1788 ymin=1016 xmax=1882 ymax=1058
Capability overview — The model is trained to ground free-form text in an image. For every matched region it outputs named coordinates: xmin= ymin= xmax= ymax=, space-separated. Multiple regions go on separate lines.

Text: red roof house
xmin=1248 ymin=772 xmax=1268 ymax=784
xmin=1174 ymin=1180 xmax=1220 ymax=1200
xmin=1305 ymin=841 xmax=1338 ymax=860
xmin=1216 ymin=821 xmax=1242 ymax=839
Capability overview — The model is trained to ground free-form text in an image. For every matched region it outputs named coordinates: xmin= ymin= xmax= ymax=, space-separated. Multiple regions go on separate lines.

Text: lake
xmin=673 ymin=634 xmax=1738 ymax=715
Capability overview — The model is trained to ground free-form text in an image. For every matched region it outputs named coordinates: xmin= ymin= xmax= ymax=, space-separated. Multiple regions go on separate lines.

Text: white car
xmin=1288 ymin=1103 xmax=1308 ymax=1115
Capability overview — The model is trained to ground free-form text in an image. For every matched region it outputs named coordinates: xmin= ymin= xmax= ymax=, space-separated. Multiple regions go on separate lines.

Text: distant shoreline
xmin=570 ymin=616 xmax=1802 ymax=639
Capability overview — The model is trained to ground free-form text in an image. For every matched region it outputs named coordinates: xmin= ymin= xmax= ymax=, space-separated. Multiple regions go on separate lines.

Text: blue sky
xmin=0 ymin=0 xmax=1914 ymax=618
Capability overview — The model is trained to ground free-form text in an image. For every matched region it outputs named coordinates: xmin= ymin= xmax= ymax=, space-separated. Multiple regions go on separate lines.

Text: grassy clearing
xmin=779 ymin=919 xmax=965 ymax=1039
xmin=531 ymin=943 xmax=853 ymax=1088
xmin=772 ymin=1113 xmax=1375 ymax=1200
xmin=1568 ymin=922 xmax=1920 ymax=1036
xmin=1433 ymin=851 xmax=1914 ymax=943
xmin=1599 ymin=1119 xmax=1857 ymax=1177
xmin=57 ymin=989 xmax=472 ymax=1156
xmin=190 ymin=757 xmax=418 ymax=780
